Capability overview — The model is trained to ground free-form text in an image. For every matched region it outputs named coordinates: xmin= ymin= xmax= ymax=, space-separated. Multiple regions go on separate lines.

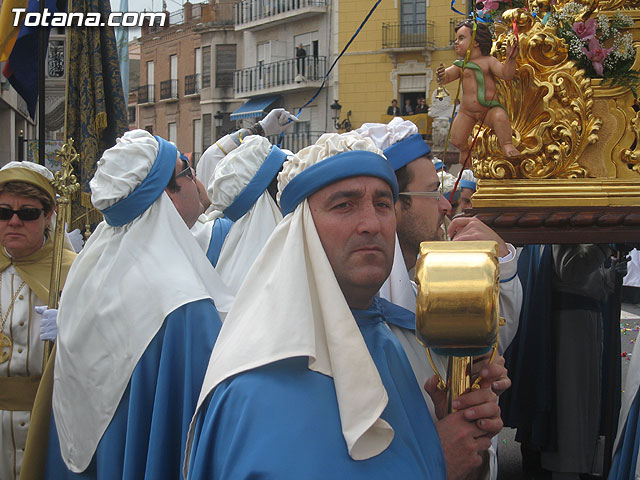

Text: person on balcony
xmin=296 ymin=43 xmax=307 ymax=80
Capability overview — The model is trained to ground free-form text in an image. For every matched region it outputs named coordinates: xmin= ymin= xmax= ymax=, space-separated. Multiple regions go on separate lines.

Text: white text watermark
xmin=12 ymin=9 xmax=167 ymax=27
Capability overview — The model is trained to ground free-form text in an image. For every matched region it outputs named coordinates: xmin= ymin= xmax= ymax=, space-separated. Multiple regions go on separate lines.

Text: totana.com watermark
xmin=12 ymin=8 xmax=167 ymax=27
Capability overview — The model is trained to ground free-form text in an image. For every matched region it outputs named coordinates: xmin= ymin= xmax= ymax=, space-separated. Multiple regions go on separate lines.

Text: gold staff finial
xmin=44 ymin=139 xmax=80 ymax=360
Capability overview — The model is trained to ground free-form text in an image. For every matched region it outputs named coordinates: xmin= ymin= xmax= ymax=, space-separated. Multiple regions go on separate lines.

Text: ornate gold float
xmin=466 ymin=0 xmax=640 ymax=242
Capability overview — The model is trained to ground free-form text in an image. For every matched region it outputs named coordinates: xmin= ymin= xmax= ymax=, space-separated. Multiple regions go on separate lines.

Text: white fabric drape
xmin=52 ymin=130 xmax=234 ymax=472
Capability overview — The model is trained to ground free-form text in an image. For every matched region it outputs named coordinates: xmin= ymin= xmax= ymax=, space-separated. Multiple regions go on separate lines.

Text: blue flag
xmin=2 ymin=0 xmax=58 ymax=118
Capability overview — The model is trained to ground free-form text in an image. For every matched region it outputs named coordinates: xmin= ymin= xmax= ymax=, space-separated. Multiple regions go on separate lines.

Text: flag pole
xmin=38 ymin=0 xmax=45 ymax=165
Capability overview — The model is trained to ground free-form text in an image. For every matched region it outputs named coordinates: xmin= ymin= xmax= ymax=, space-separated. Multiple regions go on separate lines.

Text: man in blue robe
xmin=191 ymin=109 xmax=296 ymax=272
xmin=357 ymin=118 xmax=521 ymax=479
xmin=191 ymin=136 xmax=287 ymax=292
xmin=43 ymin=130 xmax=233 ymax=479
xmin=184 ymin=132 xmax=503 ymax=479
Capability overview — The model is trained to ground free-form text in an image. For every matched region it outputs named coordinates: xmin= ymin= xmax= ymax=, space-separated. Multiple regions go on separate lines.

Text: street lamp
xmin=329 ymin=100 xmax=352 ymax=132
xmin=214 ymin=111 xmax=224 ymax=139
xmin=214 ymin=111 xmax=224 ymax=128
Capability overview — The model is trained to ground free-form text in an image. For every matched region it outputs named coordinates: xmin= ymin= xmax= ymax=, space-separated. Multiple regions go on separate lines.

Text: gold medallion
xmin=0 ymin=331 xmax=11 ymax=364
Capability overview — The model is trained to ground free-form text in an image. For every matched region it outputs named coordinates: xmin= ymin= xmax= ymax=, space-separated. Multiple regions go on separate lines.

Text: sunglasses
xmin=0 ymin=207 xmax=44 ymax=221
xmin=176 ymin=161 xmax=194 ymax=181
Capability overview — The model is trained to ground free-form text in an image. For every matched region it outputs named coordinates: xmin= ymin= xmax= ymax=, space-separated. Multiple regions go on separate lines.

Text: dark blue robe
xmin=609 ymin=391 xmax=640 ymax=480
xmin=44 ymin=299 xmax=222 ymax=479
xmin=187 ymin=298 xmax=446 ymax=479
xmin=205 ymin=217 xmax=233 ymax=268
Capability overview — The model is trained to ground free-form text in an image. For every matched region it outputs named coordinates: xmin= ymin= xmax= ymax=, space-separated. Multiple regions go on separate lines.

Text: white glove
xmin=67 ymin=228 xmax=84 ymax=253
xmin=35 ymin=306 xmax=58 ymax=341
xmin=259 ymin=108 xmax=299 ymax=137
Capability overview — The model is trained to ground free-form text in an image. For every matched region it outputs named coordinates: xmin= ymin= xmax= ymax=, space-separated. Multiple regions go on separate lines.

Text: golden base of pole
xmin=446 ymin=356 xmax=472 ymax=413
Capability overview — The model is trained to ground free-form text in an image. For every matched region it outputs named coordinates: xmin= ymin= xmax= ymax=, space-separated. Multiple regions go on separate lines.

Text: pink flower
xmin=572 ymin=18 xmax=597 ymax=40
xmin=480 ymin=0 xmax=500 ymax=12
xmin=581 ymin=37 xmax=612 ymax=76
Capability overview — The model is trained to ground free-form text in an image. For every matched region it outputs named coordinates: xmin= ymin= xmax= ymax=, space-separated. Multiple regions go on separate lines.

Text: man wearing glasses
xmin=357 ymin=118 xmax=522 ymax=479
xmin=166 ymin=151 xmax=205 ymax=229
xmin=45 ymin=130 xmax=233 ymax=479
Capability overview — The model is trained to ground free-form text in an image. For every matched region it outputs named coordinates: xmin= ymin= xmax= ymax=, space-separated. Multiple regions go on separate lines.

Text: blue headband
xmin=433 ymin=160 xmax=445 ymax=172
xmin=223 ymin=146 xmax=288 ymax=222
xmin=279 ymin=150 xmax=399 ymax=217
xmin=383 ymin=134 xmax=431 ymax=171
xmin=101 ymin=136 xmax=177 ymax=227
xmin=459 ymin=179 xmax=477 ymax=191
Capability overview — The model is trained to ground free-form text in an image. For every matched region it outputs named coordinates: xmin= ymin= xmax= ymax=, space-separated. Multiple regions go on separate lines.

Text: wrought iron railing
xmin=381 ymin=21 xmax=435 ymax=49
xmin=234 ymin=0 xmax=326 ymax=25
xmin=138 ymin=84 xmax=155 ymax=104
xmin=234 ymin=56 xmax=326 ymax=95
xmin=185 ymin=74 xmax=201 ymax=95
xmin=160 ymin=79 xmax=178 ymax=100
xmin=266 ymin=130 xmax=323 ymax=152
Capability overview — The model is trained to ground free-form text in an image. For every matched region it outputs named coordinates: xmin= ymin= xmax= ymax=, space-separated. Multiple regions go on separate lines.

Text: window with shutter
xmin=216 ymin=44 xmax=236 ymax=88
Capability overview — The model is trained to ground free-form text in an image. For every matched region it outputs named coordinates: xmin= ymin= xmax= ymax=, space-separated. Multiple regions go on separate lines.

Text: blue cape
xmin=187 ymin=297 xmax=446 ymax=479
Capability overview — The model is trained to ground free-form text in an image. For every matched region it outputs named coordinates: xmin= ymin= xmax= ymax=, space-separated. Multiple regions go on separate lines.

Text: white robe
xmin=0 ymin=267 xmax=45 ymax=480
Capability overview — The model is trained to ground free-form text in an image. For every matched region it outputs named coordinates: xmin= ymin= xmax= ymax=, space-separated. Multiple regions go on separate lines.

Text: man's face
xmin=460 ymin=187 xmax=473 ymax=211
xmin=395 ymin=157 xmax=452 ymax=268
xmin=308 ymin=176 xmax=396 ymax=309
xmin=166 ymin=155 xmax=203 ymax=228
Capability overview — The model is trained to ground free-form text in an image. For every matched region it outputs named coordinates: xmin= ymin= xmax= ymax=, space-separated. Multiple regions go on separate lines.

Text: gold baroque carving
xmin=472 ymin=9 xmax=601 ymax=179
xmin=622 ymin=107 xmax=640 ymax=173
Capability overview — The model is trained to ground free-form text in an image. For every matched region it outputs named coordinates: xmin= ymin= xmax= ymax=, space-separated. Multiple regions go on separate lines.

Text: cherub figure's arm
xmin=437 ymin=63 xmax=461 ymax=85
xmin=489 ymin=38 xmax=519 ymax=81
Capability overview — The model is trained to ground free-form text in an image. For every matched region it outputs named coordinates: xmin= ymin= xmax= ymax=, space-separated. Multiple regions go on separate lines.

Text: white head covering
xmin=193 ymin=135 xmax=285 ymax=293
xmin=52 ymin=129 xmax=234 ymax=473
xmin=0 ymin=161 xmax=75 ymax=251
xmin=439 ymin=169 xmax=458 ymax=197
xmin=356 ymin=120 xmax=420 ymax=310
xmin=459 ymin=169 xmax=478 ymax=191
xmin=356 ymin=116 xmax=417 ymax=150
xmin=184 ymin=132 xmax=399 ymax=476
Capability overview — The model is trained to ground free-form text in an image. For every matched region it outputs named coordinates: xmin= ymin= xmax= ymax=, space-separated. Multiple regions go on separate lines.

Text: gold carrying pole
xmin=415 ymin=241 xmax=501 ymax=412
xmin=44 ymin=139 xmax=80 ymax=361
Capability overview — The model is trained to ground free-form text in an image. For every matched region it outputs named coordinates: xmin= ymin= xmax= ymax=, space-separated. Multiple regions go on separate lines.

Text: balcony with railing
xmin=234 ymin=0 xmax=327 ymax=30
xmin=185 ymin=74 xmax=201 ymax=96
xmin=266 ymin=130 xmax=323 ymax=152
xmin=234 ymin=56 xmax=326 ymax=96
xmin=160 ymin=79 xmax=179 ymax=101
xmin=138 ymin=84 xmax=155 ymax=105
xmin=381 ymin=21 xmax=435 ymax=50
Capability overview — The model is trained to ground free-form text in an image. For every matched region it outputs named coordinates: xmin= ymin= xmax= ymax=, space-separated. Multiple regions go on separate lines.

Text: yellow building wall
xmin=337 ymin=0 xmax=467 ymax=129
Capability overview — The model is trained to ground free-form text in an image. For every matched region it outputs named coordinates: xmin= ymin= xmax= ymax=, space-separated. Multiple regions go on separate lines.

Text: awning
xmin=230 ymin=95 xmax=280 ymax=121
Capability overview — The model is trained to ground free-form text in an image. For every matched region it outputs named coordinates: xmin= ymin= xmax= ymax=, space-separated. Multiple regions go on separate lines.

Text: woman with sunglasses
xmin=0 ymin=161 xmax=76 ymax=480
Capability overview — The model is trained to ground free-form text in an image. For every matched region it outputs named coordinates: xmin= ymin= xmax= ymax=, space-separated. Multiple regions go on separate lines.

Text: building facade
xmin=228 ymin=0 xmax=338 ymax=151
xmin=195 ymin=0 xmax=243 ymax=157
xmin=137 ymin=2 xmax=215 ymax=162
xmin=336 ymin=0 xmax=464 ymax=131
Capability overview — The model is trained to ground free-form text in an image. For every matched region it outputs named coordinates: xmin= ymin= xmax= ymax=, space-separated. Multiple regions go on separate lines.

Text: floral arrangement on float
xmin=546 ymin=4 xmax=638 ymax=93
xmin=474 ymin=0 xmax=638 ymax=94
